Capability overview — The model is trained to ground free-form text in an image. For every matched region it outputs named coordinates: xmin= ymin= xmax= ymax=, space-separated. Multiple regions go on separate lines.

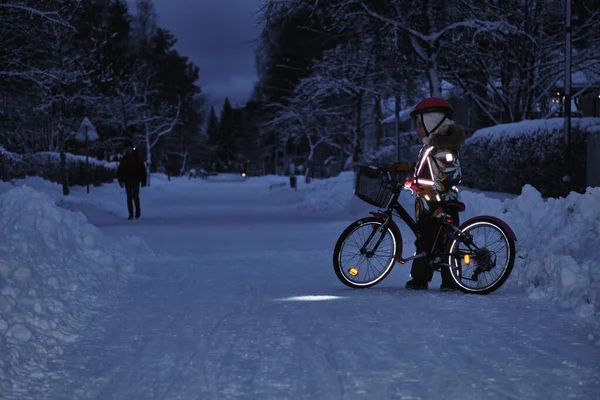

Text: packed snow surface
xmin=0 ymin=173 xmax=598 ymax=399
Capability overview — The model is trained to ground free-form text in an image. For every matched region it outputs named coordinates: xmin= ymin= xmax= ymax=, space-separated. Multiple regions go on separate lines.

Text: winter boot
xmin=440 ymin=266 xmax=458 ymax=292
xmin=405 ymin=278 xmax=428 ymax=290
xmin=440 ymin=282 xmax=458 ymax=292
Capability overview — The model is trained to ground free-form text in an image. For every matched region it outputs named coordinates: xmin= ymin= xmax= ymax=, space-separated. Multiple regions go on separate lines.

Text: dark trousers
xmin=125 ymin=182 xmax=140 ymax=217
xmin=410 ymin=209 xmax=459 ymax=283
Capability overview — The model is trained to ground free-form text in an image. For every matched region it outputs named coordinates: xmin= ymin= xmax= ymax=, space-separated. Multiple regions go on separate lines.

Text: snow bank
xmin=284 ymin=174 xmax=600 ymax=320
xmin=0 ymin=186 xmax=151 ymax=393
xmin=268 ymin=172 xmax=357 ymax=217
xmin=460 ymin=185 xmax=600 ymax=318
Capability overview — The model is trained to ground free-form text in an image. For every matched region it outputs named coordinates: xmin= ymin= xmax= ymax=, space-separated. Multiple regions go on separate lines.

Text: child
xmin=403 ymin=97 xmax=466 ymax=291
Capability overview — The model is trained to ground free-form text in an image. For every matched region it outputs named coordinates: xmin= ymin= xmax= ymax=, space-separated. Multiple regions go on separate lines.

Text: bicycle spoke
xmin=450 ymin=222 xmax=511 ymax=292
xmin=337 ymin=221 xmax=396 ymax=286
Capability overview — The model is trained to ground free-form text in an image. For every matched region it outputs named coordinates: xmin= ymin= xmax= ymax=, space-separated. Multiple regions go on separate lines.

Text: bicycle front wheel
xmin=333 ymin=217 xmax=397 ymax=288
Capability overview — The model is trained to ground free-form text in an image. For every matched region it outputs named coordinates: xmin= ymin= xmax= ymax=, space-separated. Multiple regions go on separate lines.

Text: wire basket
xmin=355 ymin=166 xmax=396 ymax=208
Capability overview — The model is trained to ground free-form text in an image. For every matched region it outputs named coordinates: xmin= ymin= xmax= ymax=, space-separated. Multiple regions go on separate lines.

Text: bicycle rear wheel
xmin=333 ymin=217 xmax=397 ymax=288
xmin=447 ymin=219 xmax=515 ymax=295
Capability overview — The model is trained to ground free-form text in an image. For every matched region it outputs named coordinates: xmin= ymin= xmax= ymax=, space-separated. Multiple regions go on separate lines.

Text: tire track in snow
xmin=280 ymin=309 xmax=346 ymax=399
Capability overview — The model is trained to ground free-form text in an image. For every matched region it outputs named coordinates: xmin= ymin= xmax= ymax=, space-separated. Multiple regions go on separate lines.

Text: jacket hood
xmin=428 ymin=124 xmax=465 ymax=151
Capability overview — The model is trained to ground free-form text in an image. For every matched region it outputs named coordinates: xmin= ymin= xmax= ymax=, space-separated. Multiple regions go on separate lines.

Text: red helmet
xmin=410 ymin=97 xmax=454 ymax=119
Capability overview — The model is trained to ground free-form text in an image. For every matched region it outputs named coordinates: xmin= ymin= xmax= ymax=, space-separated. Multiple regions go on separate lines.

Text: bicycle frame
xmin=360 ymin=181 xmax=480 ymax=267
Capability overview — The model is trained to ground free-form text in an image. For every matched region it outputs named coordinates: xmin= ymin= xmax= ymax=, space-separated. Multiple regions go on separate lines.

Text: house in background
xmin=578 ymin=89 xmax=600 ymax=117
xmin=572 ymin=70 xmax=600 ymax=117
xmin=551 ymin=70 xmax=600 ymax=117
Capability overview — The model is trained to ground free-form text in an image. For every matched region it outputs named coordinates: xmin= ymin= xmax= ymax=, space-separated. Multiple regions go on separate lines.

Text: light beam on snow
xmin=276 ymin=295 xmax=346 ymax=302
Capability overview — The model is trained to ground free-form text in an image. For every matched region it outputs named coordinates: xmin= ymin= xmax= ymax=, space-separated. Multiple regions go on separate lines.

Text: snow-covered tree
xmin=0 ymin=1 xmax=76 ymax=151
xmin=343 ymin=0 xmax=520 ymax=97
xmin=449 ymin=0 xmax=600 ymax=123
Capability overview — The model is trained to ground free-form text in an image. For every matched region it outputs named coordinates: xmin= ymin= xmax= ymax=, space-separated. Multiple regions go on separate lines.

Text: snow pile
xmin=288 ymin=174 xmax=600 ymax=319
xmin=268 ymin=172 xmax=357 ymax=217
xmin=459 ymin=185 xmax=600 ymax=318
xmin=296 ymin=172 xmax=356 ymax=216
xmin=0 ymin=186 xmax=151 ymax=393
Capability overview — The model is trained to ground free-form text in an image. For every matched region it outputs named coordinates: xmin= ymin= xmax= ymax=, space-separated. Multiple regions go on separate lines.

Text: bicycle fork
xmin=360 ymin=219 xmax=390 ymax=257
xmin=361 ymin=216 xmax=430 ymax=262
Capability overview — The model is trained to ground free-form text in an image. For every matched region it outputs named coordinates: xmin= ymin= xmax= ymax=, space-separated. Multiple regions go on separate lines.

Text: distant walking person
xmin=117 ymin=140 xmax=147 ymax=220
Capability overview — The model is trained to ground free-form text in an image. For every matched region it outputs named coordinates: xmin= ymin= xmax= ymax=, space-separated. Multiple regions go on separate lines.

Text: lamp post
xmin=563 ymin=0 xmax=572 ymax=191
xmin=76 ymin=117 xmax=98 ymax=194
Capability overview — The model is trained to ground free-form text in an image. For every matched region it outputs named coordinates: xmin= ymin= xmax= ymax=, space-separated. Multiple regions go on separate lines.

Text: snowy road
xmin=25 ymin=178 xmax=600 ymax=400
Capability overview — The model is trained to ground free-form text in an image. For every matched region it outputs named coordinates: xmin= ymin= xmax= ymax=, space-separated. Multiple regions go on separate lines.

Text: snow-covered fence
xmin=461 ymin=118 xmax=600 ymax=197
xmin=0 ymin=147 xmax=117 ymax=186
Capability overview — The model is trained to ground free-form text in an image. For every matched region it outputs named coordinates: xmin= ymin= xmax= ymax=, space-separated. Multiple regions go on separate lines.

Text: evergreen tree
xmin=206 ymin=106 xmax=220 ymax=145
xmin=105 ymin=0 xmax=133 ymax=79
xmin=217 ymin=98 xmax=238 ymax=170
xmin=235 ymin=101 xmax=261 ymax=164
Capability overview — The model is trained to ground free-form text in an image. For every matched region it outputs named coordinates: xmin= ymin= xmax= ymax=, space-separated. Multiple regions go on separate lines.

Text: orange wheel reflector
xmin=463 ymin=254 xmax=471 ymax=264
xmin=348 ymin=267 xmax=359 ymax=276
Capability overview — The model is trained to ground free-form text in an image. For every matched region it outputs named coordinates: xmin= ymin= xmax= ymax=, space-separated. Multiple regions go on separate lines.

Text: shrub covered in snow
xmin=0 ymin=147 xmax=117 ymax=186
xmin=0 ymin=186 xmax=151 ymax=393
xmin=362 ymin=132 xmax=421 ymax=167
xmin=461 ymin=118 xmax=600 ymax=197
xmin=26 ymin=152 xmax=117 ymax=187
xmin=0 ymin=146 xmax=26 ymax=181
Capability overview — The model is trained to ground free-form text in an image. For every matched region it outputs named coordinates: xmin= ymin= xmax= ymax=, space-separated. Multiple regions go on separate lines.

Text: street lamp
xmin=76 ymin=117 xmax=98 ymax=194
xmin=562 ymin=0 xmax=572 ymax=190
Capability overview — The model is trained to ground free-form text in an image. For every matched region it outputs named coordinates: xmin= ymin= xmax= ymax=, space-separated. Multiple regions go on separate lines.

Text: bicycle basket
xmin=355 ymin=166 xmax=396 ymax=208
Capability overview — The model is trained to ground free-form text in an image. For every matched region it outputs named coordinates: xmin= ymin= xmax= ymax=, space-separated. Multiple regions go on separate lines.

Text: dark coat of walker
xmin=117 ymin=142 xmax=147 ymax=219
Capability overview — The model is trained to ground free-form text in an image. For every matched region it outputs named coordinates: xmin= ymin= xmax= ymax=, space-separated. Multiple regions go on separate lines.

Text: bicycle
xmin=333 ymin=165 xmax=517 ymax=295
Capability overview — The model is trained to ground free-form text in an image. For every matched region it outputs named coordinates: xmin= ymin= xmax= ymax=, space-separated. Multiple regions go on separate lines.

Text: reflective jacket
xmin=405 ymin=124 xmax=466 ymax=217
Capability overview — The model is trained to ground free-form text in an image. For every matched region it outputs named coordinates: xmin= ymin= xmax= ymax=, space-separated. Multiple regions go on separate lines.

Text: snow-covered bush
xmin=25 ymin=152 xmax=117 ymax=187
xmin=362 ymin=144 xmax=397 ymax=166
xmin=0 ymin=146 xmax=26 ymax=181
xmin=1 ymin=148 xmax=117 ymax=186
xmin=461 ymin=118 xmax=600 ymax=197
xmin=362 ymin=132 xmax=421 ymax=167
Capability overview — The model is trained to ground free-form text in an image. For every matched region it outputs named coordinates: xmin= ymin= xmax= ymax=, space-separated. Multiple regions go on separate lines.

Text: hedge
xmin=0 ymin=147 xmax=26 ymax=181
xmin=0 ymin=148 xmax=117 ymax=187
xmin=460 ymin=118 xmax=600 ymax=197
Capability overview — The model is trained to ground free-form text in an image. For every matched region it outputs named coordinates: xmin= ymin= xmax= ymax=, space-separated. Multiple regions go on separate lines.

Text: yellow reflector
xmin=348 ymin=268 xmax=358 ymax=276
xmin=463 ymin=254 xmax=471 ymax=264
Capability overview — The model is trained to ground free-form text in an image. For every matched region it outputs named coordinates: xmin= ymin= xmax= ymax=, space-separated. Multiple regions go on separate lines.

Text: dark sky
xmin=152 ymin=0 xmax=264 ymax=110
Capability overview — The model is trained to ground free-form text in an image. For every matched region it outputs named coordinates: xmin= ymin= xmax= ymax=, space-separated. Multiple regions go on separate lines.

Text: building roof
xmin=555 ymin=70 xmax=600 ymax=90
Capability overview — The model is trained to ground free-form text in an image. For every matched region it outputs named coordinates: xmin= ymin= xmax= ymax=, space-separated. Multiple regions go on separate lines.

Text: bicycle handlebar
xmin=368 ymin=165 xmax=414 ymax=195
